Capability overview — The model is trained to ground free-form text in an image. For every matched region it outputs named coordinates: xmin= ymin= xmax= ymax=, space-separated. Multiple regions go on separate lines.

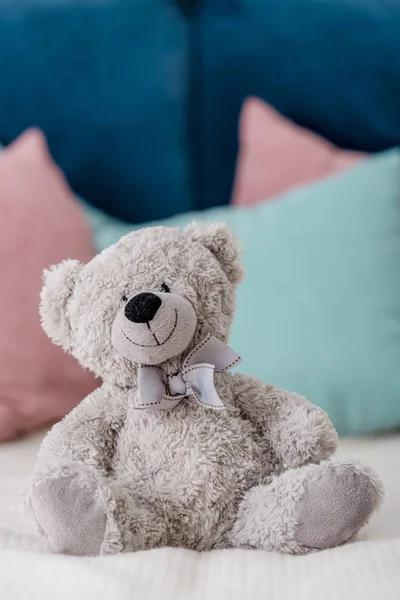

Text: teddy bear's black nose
xmin=124 ymin=292 xmax=162 ymax=323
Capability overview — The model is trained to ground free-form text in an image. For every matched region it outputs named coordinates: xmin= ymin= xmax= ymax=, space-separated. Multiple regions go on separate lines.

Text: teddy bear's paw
xmin=30 ymin=470 xmax=107 ymax=556
xmin=301 ymin=410 xmax=339 ymax=464
xmin=294 ymin=461 xmax=384 ymax=550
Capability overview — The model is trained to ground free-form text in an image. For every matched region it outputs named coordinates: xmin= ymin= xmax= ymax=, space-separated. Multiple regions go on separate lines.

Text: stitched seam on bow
xmin=219 ymin=357 xmax=241 ymax=372
xmin=183 ymin=333 xmax=212 ymax=368
xmin=135 ymin=401 xmax=163 ymax=407
xmin=182 ymin=364 xmax=214 ymax=375
xmin=188 ymin=385 xmax=225 ymax=409
xmin=139 ymin=365 xmax=163 ymax=370
xmin=194 ymin=397 xmax=225 ymax=410
xmin=135 ymin=395 xmax=184 ymax=407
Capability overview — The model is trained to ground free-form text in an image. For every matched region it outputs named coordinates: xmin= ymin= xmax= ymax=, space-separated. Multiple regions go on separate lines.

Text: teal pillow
xmin=83 ymin=150 xmax=400 ymax=435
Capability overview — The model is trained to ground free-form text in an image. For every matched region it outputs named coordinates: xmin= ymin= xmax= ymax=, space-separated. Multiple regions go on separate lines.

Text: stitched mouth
xmin=120 ymin=309 xmax=178 ymax=348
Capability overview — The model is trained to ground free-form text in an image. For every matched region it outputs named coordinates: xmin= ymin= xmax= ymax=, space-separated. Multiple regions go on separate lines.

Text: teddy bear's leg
xmin=30 ymin=463 xmax=111 ymax=556
xmin=229 ymin=460 xmax=383 ymax=554
xmin=30 ymin=464 xmax=168 ymax=555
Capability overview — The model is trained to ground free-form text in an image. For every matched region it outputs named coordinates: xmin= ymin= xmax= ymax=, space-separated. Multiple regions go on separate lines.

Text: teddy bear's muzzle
xmin=111 ymin=291 xmax=198 ymax=365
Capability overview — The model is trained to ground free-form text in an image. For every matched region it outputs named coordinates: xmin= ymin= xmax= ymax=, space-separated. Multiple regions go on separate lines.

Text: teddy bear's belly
xmin=111 ymin=404 xmax=277 ymax=549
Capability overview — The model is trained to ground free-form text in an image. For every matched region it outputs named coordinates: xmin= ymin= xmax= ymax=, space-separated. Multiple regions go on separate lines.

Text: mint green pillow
xmin=83 ymin=150 xmax=400 ymax=435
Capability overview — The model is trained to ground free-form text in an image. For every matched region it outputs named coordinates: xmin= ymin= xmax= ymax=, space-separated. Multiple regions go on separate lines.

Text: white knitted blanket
xmin=1 ymin=432 xmax=399 ymax=600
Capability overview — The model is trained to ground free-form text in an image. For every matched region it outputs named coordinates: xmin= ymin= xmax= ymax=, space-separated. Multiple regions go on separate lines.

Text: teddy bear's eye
xmin=122 ymin=294 xmax=128 ymax=303
xmin=159 ymin=283 xmax=170 ymax=293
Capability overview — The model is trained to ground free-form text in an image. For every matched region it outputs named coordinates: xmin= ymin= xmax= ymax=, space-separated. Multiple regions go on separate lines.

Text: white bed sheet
xmin=0 ymin=431 xmax=399 ymax=600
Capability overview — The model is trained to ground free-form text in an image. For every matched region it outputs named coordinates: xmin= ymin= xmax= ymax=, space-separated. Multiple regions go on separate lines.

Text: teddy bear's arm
xmin=231 ymin=373 xmax=338 ymax=468
xmin=32 ymin=384 xmax=127 ymax=479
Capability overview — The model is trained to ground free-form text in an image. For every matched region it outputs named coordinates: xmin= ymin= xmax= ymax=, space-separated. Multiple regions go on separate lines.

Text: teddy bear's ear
xmin=40 ymin=259 xmax=83 ymax=350
xmin=185 ymin=221 xmax=244 ymax=285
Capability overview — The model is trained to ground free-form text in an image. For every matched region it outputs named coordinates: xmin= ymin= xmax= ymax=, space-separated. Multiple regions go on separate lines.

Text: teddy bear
xmin=29 ymin=222 xmax=383 ymax=556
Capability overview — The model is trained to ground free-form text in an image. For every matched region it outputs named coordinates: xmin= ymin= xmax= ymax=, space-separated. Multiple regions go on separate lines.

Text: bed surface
xmin=0 ymin=431 xmax=399 ymax=599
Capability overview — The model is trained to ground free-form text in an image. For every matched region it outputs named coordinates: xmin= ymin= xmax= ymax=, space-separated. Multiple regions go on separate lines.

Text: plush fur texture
xmin=30 ymin=223 xmax=384 ymax=556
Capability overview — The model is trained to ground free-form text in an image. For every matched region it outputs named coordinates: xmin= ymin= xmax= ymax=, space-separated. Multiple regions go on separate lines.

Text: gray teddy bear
xmin=29 ymin=223 xmax=383 ymax=556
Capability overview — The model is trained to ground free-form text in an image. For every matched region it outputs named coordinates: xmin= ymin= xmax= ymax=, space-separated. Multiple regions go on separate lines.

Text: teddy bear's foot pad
xmin=294 ymin=462 xmax=383 ymax=550
xmin=30 ymin=473 xmax=107 ymax=555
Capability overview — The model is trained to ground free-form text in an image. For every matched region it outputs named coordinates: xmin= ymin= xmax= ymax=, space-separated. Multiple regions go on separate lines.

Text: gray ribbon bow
xmin=133 ymin=334 xmax=241 ymax=410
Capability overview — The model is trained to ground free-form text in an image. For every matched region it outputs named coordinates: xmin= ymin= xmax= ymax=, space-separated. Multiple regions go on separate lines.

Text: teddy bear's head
xmin=40 ymin=223 xmax=243 ymax=385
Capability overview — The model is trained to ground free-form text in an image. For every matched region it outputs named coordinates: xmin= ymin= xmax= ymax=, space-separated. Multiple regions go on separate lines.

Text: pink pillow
xmin=232 ymin=98 xmax=365 ymax=206
xmin=0 ymin=129 xmax=97 ymax=441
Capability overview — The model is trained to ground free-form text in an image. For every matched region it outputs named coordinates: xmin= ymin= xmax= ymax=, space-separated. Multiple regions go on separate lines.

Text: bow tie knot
xmin=133 ymin=335 xmax=241 ymax=410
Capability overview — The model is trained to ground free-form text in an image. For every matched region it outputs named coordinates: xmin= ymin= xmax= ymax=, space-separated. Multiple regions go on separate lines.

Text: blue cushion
xmin=0 ymin=0 xmax=192 ymax=223
xmin=83 ymin=150 xmax=400 ymax=436
xmin=1 ymin=1 xmax=399 ymax=223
